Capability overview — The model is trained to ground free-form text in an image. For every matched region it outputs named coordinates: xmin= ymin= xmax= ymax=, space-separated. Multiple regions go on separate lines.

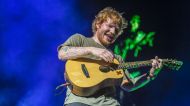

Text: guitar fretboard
xmin=117 ymin=59 xmax=183 ymax=70
xmin=119 ymin=60 xmax=152 ymax=69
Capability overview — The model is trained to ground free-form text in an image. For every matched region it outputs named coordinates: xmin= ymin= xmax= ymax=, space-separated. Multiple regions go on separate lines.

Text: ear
xmin=96 ymin=22 xmax=101 ymax=29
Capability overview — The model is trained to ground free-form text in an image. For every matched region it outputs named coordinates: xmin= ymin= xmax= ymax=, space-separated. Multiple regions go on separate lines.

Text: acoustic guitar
xmin=65 ymin=58 xmax=183 ymax=96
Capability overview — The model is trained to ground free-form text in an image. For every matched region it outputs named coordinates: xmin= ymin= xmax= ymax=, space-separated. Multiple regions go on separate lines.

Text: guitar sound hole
xmin=99 ymin=64 xmax=118 ymax=72
xmin=99 ymin=65 xmax=110 ymax=72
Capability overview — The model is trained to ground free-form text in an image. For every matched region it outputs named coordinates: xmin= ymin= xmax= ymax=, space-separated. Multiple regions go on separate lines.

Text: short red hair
xmin=92 ymin=7 xmax=128 ymax=35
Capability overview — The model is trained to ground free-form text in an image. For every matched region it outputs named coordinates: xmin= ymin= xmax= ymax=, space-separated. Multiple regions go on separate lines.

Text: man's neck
xmin=92 ymin=35 xmax=104 ymax=47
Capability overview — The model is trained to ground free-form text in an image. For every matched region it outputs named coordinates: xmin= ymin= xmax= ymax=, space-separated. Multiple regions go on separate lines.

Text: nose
xmin=110 ymin=27 xmax=116 ymax=34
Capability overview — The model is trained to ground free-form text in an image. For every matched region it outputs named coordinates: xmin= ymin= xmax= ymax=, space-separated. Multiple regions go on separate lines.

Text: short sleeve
xmin=57 ymin=33 xmax=85 ymax=51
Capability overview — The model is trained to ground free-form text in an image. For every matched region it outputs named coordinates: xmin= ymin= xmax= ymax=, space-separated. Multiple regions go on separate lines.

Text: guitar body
xmin=65 ymin=58 xmax=124 ymax=96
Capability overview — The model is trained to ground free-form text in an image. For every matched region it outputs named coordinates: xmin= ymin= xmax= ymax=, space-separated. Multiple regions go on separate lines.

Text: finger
xmin=155 ymin=62 xmax=159 ymax=69
xmin=99 ymin=50 xmax=109 ymax=62
xmin=155 ymin=56 xmax=159 ymax=60
xmin=152 ymin=60 xmax=157 ymax=68
xmin=158 ymin=59 xmax=163 ymax=68
xmin=155 ymin=56 xmax=162 ymax=68
xmin=152 ymin=60 xmax=160 ymax=69
xmin=102 ymin=53 xmax=113 ymax=63
xmin=155 ymin=60 xmax=162 ymax=69
xmin=149 ymin=68 xmax=155 ymax=77
xmin=100 ymin=54 xmax=109 ymax=62
xmin=104 ymin=50 xmax=114 ymax=58
xmin=103 ymin=52 xmax=114 ymax=63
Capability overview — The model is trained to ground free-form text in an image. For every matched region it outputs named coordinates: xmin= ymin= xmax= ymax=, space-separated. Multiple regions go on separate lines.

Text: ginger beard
xmin=97 ymin=30 xmax=116 ymax=46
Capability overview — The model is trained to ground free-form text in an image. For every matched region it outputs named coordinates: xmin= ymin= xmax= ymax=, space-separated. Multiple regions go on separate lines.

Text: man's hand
xmin=89 ymin=47 xmax=114 ymax=63
xmin=149 ymin=56 xmax=163 ymax=78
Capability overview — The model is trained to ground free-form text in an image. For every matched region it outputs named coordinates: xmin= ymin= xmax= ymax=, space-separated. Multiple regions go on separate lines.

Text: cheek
xmin=101 ymin=25 xmax=109 ymax=32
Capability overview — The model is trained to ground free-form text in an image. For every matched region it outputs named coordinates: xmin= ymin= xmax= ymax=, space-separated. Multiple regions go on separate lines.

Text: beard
xmin=97 ymin=31 xmax=116 ymax=46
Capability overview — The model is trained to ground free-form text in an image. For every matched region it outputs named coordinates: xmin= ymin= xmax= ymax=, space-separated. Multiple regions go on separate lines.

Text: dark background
xmin=1 ymin=0 xmax=190 ymax=105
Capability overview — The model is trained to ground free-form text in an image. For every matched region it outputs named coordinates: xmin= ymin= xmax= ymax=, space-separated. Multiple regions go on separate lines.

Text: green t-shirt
xmin=58 ymin=33 xmax=145 ymax=106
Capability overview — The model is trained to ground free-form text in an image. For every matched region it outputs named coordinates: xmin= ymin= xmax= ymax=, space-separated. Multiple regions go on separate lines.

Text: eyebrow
xmin=107 ymin=23 xmax=119 ymax=28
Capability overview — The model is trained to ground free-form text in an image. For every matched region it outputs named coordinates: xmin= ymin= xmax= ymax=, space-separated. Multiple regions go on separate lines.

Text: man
xmin=57 ymin=7 xmax=162 ymax=106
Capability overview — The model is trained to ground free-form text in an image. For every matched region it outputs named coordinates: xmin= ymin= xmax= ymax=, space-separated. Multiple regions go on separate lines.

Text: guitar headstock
xmin=162 ymin=59 xmax=183 ymax=71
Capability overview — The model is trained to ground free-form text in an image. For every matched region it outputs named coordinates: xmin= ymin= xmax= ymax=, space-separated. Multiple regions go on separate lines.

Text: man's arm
xmin=121 ymin=68 xmax=161 ymax=92
xmin=58 ymin=46 xmax=92 ymax=60
xmin=121 ymin=58 xmax=162 ymax=92
xmin=58 ymin=46 xmax=114 ymax=62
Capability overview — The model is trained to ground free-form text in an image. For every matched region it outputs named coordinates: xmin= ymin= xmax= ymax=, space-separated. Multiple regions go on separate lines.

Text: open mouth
xmin=105 ymin=34 xmax=114 ymax=42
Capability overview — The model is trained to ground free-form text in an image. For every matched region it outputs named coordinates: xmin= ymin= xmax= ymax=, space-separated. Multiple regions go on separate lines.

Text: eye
xmin=109 ymin=25 xmax=114 ymax=28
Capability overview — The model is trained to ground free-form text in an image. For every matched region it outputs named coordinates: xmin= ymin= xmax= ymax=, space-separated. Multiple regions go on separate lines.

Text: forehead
xmin=103 ymin=18 xmax=120 ymax=29
xmin=105 ymin=18 xmax=117 ymax=25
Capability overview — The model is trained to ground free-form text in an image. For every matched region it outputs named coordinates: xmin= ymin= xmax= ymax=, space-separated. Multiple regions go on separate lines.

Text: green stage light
xmin=114 ymin=15 xmax=156 ymax=60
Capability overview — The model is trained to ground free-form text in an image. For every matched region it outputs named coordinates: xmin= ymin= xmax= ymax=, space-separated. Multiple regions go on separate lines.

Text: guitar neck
xmin=119 ymin=60 xmax=152 ymax=69
xmin=118 ymin=59 xmax=183 ymax=70
xmin=99 ymin=58 xmax=182 ymax=71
